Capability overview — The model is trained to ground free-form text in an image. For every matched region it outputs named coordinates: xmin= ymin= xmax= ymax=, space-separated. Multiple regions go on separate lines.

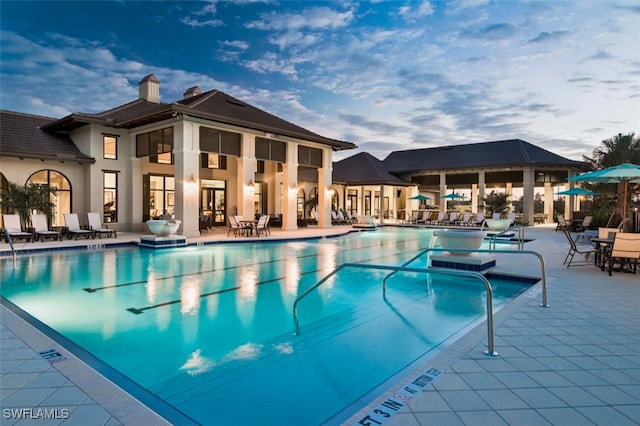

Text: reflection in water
xmin=284 ymin=256 xmax=300 ymax=295
xmin=180 ymin=277 xmax=202 ymax=315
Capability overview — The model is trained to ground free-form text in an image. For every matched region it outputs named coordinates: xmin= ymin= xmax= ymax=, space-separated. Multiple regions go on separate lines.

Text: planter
xmin=146 ymin=219 xmax=181 ymax=236
xmin=434 ymin=229 xmax=486 ymax=255
xmin=484 ymin=219 xmax=511 ymax=231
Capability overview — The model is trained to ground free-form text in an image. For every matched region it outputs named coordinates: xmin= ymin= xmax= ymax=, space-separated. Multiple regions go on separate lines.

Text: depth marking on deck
xmin=353 ymin=367 xmax=442 ymax=425
xmin=38 ymin=348 xmax=67 ymax=365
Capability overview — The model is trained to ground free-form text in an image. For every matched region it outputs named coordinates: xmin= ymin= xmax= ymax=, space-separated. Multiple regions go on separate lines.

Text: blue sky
xmin=1 ymin=1 xmax=638 ymax=161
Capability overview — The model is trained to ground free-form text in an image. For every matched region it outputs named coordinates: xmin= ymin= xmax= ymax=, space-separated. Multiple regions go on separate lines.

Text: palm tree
xmin=0 ymin=181 xmax=57 ymax=228
xmin=583 ymin=132 xmax=640 ymax=221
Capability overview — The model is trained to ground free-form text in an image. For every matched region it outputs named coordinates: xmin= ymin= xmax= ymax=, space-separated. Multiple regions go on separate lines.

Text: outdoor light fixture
xmin=188 ymin=175 xmax=197 ymax=185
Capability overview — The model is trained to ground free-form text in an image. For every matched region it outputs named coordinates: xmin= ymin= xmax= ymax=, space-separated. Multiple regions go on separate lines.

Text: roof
xmin=333 ymin=152 xmax=413 ymax=186
xmin=41 ymin=88 xmax=356 ymax=151
xmin=383 ymin=139 xmax=584 ymax=173
xmin=0 ymin=111 xmax=95 ymax=164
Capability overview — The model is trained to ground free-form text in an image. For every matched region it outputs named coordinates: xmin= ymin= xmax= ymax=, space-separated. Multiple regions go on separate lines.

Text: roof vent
xmin=183 ymin=86 xmax=202 ymax=98
xmin=138 ymin=74 xmax=160 ymax=103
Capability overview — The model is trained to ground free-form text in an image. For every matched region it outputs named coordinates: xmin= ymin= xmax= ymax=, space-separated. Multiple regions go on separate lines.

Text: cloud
xmin=528 ymin=30 xmax=571 ymax=43
xmin=245 ymin=6 xmax=354 ymax=31
xmin=463 ymin=22 xmax=519 ymax=41
xmin=399 ymin=1 xmax=435 ymax=21
xmin=181 ymin=17 xmax=224 ymax=28
xmin=447 ymin=0 xmax=490 ymax=15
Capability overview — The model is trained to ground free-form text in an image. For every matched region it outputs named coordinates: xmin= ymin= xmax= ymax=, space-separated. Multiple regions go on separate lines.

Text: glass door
xmin=201 ymin=179 xmax=226 ymax=226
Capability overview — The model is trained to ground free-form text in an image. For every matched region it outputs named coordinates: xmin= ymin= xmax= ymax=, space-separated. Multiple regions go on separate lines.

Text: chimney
xmin=138 ymin=73 xmax=160 ymax=103
xmin=183 ymin=86 xmax=202 ymax=98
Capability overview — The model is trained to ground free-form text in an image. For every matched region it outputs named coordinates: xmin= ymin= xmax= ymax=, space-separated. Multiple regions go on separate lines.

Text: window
xmin=255 ymin=137 xmax=286 ymax=162
xmin=26 ymin=170 xmax=71 ymax=226
xmin=145 ymin=175 xmax=175 ymax=220
xmin=298 ymin=146 xmax=322 ymax=167
xmin=297 ymin=189 xmax=305 ymax=219
xmin=201 ymin=153 xmax=227 ymax=169
xmin=200 ymin=127 xmax=241 ymax=156
xmin=103 ymin=135 xmax=117 ymax=159
xmin=103 ymin=172 xmax=118 ymax=223
xmin=136 ymin=127 xmax=174 ymax=164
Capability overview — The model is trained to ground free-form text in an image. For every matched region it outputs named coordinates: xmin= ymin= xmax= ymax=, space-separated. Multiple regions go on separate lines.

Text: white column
xmin=236 ymin=134 xmax=257 ymax=218
xmin=522 ymin=168 xmax=535 ymax=226
xmin=439 ymin=172 xmax=447 ymax=211
xmin=282 ymin=142 xmax=298 ymax=231
xmin=478 ymin=171 xmax=486 ymax=211
xmin=506 ymin=182 xmax=513 ymax=212
xmin=317 ymin=148 xmax=332 ymax=228
xmin=471 ymin=183 xmax=478 ymax=213
xmin=173 ymin=120 xmax=200 ymax=238
xmin=544 ymin=182 xmax=554 ymax=224
xmin=130 ymin=156 xmax=143 ymax=231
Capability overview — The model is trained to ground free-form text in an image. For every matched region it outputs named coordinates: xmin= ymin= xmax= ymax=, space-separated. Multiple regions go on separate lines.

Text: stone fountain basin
xmin=484 ymin=219 xmax=511 ymax=231
xmin=146 ymin=219 xmax=181 ymax=236
xmin=434 ymin=229 xmax=486 ymax=255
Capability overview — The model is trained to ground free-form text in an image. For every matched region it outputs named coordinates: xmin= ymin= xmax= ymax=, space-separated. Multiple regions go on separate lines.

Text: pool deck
xmin=1 ymin=224 xmax=639 ymax=425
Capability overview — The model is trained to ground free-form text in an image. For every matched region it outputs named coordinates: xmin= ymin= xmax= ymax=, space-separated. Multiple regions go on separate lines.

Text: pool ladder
xmin=5 ymin=230 xmax=17 ymax=268
xmin=293 ymin=248 xmax=547 ymax=357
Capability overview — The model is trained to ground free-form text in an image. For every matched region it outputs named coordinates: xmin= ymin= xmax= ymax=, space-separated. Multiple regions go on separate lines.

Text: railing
xmin=292 ymin=262 xmax=499 ymax=356
xmin=4 ymin=230 xmax=18 ymax=268
xmin=485 ymin=225 xmax=526 ymax=250
xmin=382 ymin=247 xmax=548 ymax=308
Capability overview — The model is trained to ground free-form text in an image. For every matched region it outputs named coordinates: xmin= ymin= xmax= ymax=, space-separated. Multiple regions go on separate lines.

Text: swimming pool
xmin=1 ymin=228 xmax=533 ymax=425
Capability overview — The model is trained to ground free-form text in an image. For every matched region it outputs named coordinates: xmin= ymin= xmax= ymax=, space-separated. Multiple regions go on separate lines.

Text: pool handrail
xmin=293 ymin=262 xmax=499 ymax=356
xmin=4 ymin=229 xmax=17 ymax=268
xmin=485 ymin=225 xmax=526 ymax=250
xmin=381 ymin=247 xmax=547 ymax=308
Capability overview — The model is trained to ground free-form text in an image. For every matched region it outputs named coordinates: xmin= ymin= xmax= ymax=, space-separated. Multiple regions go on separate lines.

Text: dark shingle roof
xmin=333 ymin=152 xmax=412 ymax=185
xmin=383 ymin=139 xmax=583 ymax=173
xmin=41 ymin=88 xmax=356 ymax=151
xmin=0 ymin=111 xmax=94 ymax=163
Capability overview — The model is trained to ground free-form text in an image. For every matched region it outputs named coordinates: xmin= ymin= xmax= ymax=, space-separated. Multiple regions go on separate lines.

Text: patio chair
xmin=63 ymin=213 xmax=93 ymax=240
xmin=87 ymin=212 xmax=117 ymax=239
xmin=416 ymin=211 xmax=431 ymax=224
xmin=491 ymin=212 xmax=501 ymax=220
xmin=30 ymin=213 xmax=60 ymax=241
xmin=572 ymin=215 xmax=593 ymax=232
xmin=255 ymin=215 xmax=270 ymax=237
xmin=227 ymin=215 xmax=242 ymax=237
xmin=601 ymin=232 xmax=640 ymax=276
xmin=473 ymin=212 xmax=486 ymax=227
xmin=2 ymin=214 xmax=33 ymax=242
xmin=562 ymin=228 xmax=597 ymax=267
xmin=555 ymin=215 xmax=569 ymax=231
xmin=434 ymin=211 xmax=447 ymax=225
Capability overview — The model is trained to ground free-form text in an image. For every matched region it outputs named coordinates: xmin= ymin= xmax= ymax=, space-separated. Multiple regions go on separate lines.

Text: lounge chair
xmin=600 ymin=232 xmax=640 ymax=276
xmin=572 ymin=215 xmax=593 ymax=232
xmin=30 ymin=213 xmax=60 ymax=241
xmin=416 ymin=211 xmax=431 ymax=224
xmin=441 ymin=211 xmax=458 ymax=226
xmin=87 ymin=212 xmax=117 ymax=238
xmin=562 ymin=228 xmax=597 ymax=267
xmin=63 ymin=213 xmax=93 ymax=240
xmin=409 ymin=211 xmax=420 ymax=224
xmin=2 ymin=214 xmax=33 ymax=242
xmin=433 ymin=211 xmax=446 ymax=225
xmin=457 ymin=212 xmax=472 ymax=226
xmin=473 ymin=212 xmax=485 ymax=227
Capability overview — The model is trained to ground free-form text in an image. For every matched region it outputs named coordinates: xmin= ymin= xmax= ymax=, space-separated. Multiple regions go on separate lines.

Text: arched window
xmin=27 ymin=170 xmax=71 ymax=226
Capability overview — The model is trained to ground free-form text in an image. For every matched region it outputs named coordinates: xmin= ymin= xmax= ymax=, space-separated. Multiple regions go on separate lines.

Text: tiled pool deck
xmin=1 ymin=225 xmax=639 ymax=425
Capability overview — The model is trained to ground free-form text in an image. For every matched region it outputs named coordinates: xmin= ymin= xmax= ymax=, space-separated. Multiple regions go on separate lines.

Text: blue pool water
xmin=1 ymin=228 xmax=532 ymax=425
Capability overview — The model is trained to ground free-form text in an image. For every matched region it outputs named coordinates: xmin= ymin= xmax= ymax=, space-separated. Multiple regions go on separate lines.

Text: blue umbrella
xmin=409 ymin=194 xmax=430 ymax=201
xmin=557 ymin=188 xmax=598 ymax=196
xmin=569 ymin=163 xmax=640 ymax=213
xmin=442 ymin=193 xmax=464 ymax=199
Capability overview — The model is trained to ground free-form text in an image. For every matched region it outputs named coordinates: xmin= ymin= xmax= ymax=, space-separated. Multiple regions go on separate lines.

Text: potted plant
xmin=481 ymin=191 xmax=511 ymax=230
xmin=0 ymin=181 xmax=57 ymax=228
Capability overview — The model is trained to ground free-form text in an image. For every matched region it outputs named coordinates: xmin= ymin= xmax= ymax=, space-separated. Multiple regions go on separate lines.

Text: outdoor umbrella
xmin=568 ymin=163 xmax=640 ymax=214
xmin=442 ymin=193 xmax=465 ymax=199
xmin=557 ymin=188 xmax=599 ymax=196
xmin=409 ymin=194 xmax=431 ymax=201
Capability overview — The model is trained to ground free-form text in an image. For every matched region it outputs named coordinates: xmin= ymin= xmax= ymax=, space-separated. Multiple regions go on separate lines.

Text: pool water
xmin=0 ymin=228 xmax=531 ymax=425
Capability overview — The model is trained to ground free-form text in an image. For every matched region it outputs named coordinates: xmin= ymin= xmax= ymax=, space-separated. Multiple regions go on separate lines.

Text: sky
xmin=1 ymin=0 xmax=638 ymax=162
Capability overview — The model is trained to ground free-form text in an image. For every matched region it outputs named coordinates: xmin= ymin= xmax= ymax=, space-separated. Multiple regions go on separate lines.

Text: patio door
xmin=201 ymin=179 xmax=226 ymax=226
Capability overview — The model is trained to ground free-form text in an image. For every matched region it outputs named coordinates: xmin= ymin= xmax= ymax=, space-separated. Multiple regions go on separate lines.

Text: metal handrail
xmin=292 ymin=262 xmax=499 ymax=356
xmin=382 ymin=247 xmax=547 ymax=308
xmin=4 ymin=230 xmax=18 ymax=268
xmin=486 ymin=225 xmax=525 ymax=250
